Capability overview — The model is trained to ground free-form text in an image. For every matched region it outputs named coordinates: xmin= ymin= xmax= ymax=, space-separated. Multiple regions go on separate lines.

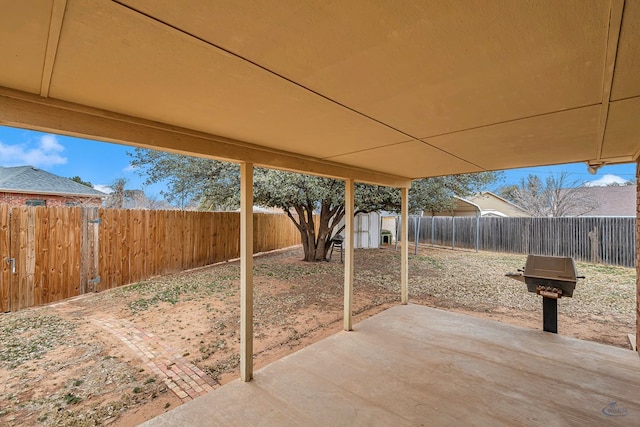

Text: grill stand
xmin=506 ymin=255 xmax=583 ymax=336
xmin=542 ymin=297 xmax=558 ymax=334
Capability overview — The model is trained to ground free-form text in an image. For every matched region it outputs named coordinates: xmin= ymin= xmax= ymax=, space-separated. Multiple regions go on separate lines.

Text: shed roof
xmin=0 ymin=165 xmax=106 ymax=198
xmin=1 ymin=1 xmax=639 ymax=186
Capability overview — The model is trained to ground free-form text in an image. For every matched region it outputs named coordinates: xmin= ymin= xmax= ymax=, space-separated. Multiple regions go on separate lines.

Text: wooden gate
xmin=0 ymin=205 xmax=36 ymax=312
xmin=1 ymin=204 xmax=14 ymax=312
xmin=0 ymin=206 xmax=100 ymax=312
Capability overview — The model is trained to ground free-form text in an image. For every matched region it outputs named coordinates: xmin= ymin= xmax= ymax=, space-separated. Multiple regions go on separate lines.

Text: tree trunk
xmin=285 ymin=205 xmax=344 ymax=262
xmin=301 ymin=226 xmax=331 ymax=261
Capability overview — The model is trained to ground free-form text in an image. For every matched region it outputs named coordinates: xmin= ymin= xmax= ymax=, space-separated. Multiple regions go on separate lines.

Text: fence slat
xmin=0 ymin=204 xmax=9 ymax=312
xmin=0 ymin=205 xmax=304 ymax=312
xmin=412 ymin=216 xmax=636 ymax=267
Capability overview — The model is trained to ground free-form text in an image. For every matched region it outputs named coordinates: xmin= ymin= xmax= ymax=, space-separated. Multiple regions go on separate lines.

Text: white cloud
xmin=585 ymin=174 xmax=629 ymax=187
xmin=93 ymin=184 xmax=114 ymax=194
xmin=123 ymin=164 xmax=138 ymax=173
xmin=39 ymin=134 xmax=64 ymax=153
xmin=0 ymin=134 xmax=67 ymax=167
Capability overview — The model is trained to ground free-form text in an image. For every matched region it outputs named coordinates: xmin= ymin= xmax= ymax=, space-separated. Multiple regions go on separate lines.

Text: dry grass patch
xmin=0 ymin=245 xmax=634 ymax=426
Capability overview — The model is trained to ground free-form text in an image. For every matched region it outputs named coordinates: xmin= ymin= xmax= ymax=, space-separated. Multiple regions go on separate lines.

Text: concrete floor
xmin=141 ymin=304 xmax=640 ymax=426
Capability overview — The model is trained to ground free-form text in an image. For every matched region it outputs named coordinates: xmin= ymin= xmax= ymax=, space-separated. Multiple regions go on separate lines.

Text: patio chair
xmin=328 ymin=234 xmax=344 ymax=263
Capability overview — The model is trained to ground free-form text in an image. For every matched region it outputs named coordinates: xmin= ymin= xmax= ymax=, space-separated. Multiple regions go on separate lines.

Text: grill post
xmin=542 ymin=297 xmax=558 ymax=333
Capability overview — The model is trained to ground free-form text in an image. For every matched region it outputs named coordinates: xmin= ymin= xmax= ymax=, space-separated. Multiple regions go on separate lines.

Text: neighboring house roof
xmin=563 ymin=185 xmax=636 ymax=217
xmin=425 ymin=191 xmax=530 ymax=217
xmin=467 ymin=191 xmax=531 ymax=217
xmin=0 ymin=166 xmax=106 ymax=198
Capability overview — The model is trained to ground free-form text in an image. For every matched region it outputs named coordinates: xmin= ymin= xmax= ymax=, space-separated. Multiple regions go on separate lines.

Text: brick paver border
xmin=53 ymin=301 xmax=218 ymax=402
xmin=93 ymin=317 xmax=218 ymax=402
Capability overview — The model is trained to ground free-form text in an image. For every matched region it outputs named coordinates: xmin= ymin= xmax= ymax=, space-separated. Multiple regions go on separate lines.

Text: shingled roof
xmin=565 ymin=185 xmax=636 ymax=217
xmin=0 ymin=166 xmax=106 ymax=198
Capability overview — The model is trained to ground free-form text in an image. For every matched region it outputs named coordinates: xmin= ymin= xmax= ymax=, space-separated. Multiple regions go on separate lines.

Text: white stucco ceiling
xmin=0 ymin=0 xmax=638 ymax=186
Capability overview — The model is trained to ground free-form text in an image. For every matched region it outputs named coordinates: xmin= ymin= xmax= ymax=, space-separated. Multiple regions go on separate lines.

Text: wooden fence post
xmin=11 ymin=207 xmax=20 ymax=310
xmin=0 ymin=204 xmax=10 ymax=312
xmin=80 ymin=207 xmax=89 ymax=294
xmin=588 ymin=225 xmax=599 ymax=264
xmin=25 ymin=208 xmax=36 ymax=308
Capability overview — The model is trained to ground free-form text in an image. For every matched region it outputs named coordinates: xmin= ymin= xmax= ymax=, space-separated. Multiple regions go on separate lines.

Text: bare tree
xmin=103 ymin=178 xmax=127 ymax=209
xmin=125 ymin=190 xmax=173 ymax=210
xmin=104 ymin=178 xmax=173 ymax=210
xmin=499 ymin=172 xmax=599 ymax=217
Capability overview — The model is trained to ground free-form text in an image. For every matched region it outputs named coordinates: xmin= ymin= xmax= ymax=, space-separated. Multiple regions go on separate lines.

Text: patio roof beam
xmin=0 ymin=87 xmax=412 ymax=189
xmin=240 ymin=162 xmax=254 ymax=381
xmin=594 ymin=0 xmax=624 ymax=162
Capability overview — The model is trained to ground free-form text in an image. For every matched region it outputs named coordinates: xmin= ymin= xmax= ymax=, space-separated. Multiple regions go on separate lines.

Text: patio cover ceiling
xmin=1 ymin=0 xmax=639 ymax=187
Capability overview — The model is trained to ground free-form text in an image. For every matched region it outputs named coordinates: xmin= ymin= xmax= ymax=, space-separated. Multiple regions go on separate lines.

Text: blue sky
xmin=0 ymin=125 xmax=636 ymax=200
xmin=0 ymin=126 xmax=165 ymax=197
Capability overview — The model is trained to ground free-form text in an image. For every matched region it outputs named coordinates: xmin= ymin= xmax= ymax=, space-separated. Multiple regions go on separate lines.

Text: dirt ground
xmin=0 ymin=245 xmax=636 ymax=426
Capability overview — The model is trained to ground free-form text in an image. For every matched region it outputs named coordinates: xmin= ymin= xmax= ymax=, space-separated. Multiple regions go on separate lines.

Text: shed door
xmin=354 ymin=213 xmax=370 ymax=249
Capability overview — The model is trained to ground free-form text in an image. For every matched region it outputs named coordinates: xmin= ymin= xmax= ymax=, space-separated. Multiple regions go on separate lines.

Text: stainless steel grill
xmin=506 ymin=255 xmax=581 ymax=298
xmin=506 ymin=255 xmax=584 ymax=333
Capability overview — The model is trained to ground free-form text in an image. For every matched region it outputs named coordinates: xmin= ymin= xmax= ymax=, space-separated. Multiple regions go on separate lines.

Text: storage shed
xmin=335 ymin=211 xmax=381 ymax=249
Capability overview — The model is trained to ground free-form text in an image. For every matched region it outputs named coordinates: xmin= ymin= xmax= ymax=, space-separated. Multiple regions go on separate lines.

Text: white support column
xmin=401 ymin=187 xmax=409 ymax=305
xmin=636 ymin=160 xmax=639 ymax=354
xmin=240 ymin=162 xmax=254 ymax=381
xmin=344 ymin=178 xmax=355 ymax=331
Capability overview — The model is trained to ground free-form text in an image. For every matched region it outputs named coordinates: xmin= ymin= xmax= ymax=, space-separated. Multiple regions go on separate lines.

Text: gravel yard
xmin=0 ymin=245 xmax=635 ymax=426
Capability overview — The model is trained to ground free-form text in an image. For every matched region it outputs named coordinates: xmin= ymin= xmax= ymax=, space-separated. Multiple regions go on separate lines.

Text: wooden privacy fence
xmin=407 ymin=216 xmax=636 ymax=268
xmin=0 ymin=206 xmax=301 ymax=313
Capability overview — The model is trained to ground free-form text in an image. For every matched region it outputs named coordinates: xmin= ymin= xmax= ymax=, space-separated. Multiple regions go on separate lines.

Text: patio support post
xmin=401 ymin=187 xmax=409 ymax=304
xmin=636 ymin=160 xmax=639 ymax=353
xmin=240 ymin=162 xmax=254 ymax=381
xmin=344 ymin=178 xmax=354 ymax=331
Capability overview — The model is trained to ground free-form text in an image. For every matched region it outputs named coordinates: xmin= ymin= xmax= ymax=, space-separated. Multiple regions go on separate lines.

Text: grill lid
xmin=524 ymin=255 xmax=577 ymax=282
xmin=505 ymin=255 xmax=583 ymax=298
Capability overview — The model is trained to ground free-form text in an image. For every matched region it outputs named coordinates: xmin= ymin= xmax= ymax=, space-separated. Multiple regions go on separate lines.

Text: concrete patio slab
xmin=141 ymin=304 xmax=640 ymax=426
